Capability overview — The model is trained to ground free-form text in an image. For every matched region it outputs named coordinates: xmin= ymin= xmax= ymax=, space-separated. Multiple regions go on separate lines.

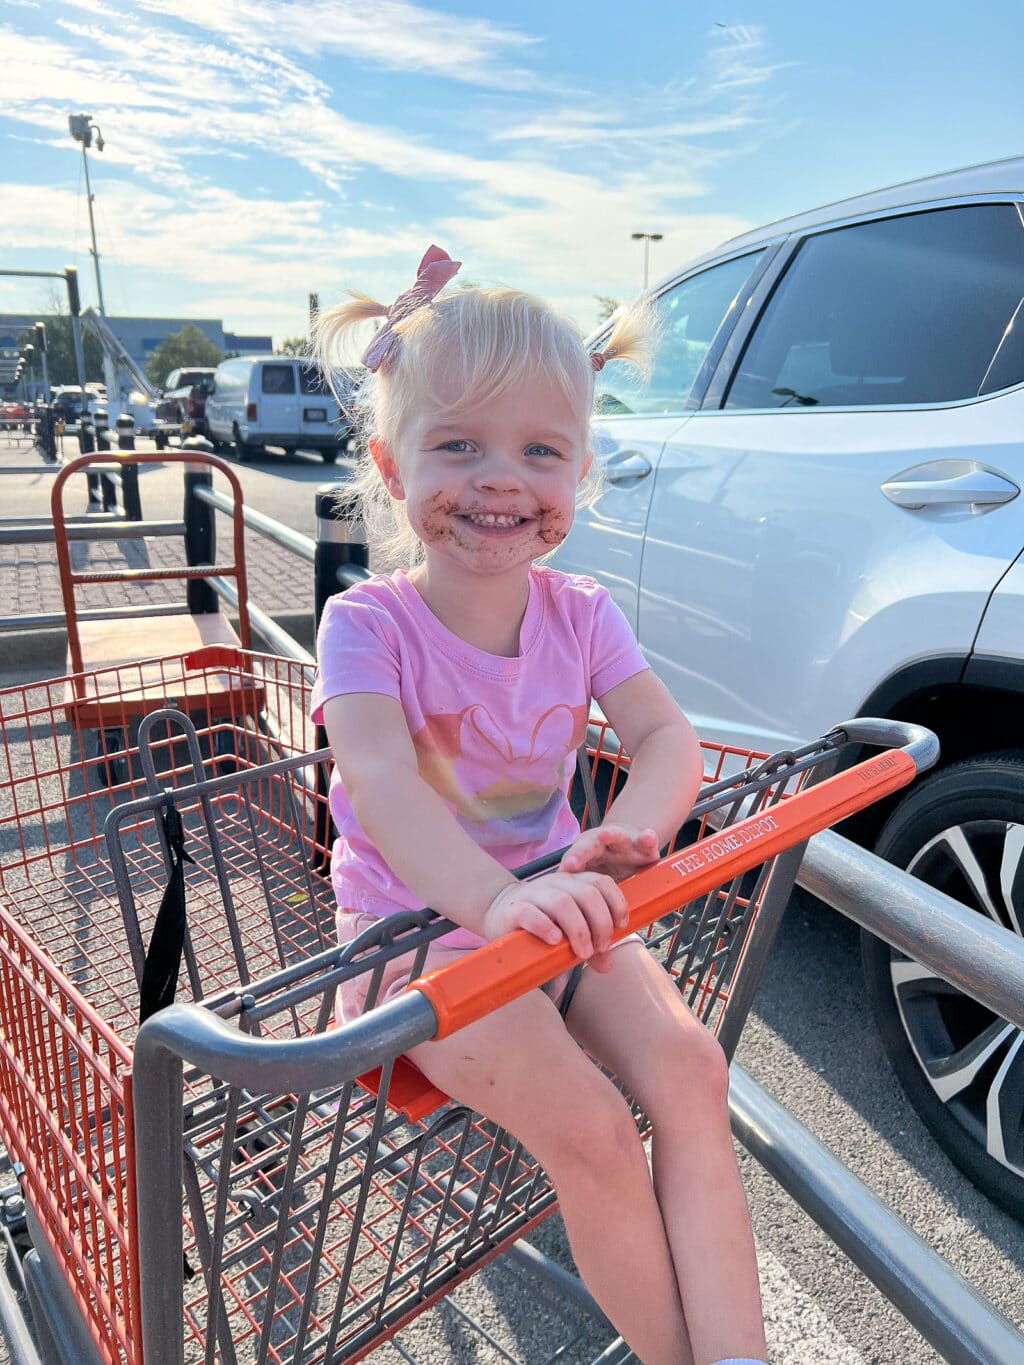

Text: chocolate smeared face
xmin=385 ymin=370 xmax=590 ymax=580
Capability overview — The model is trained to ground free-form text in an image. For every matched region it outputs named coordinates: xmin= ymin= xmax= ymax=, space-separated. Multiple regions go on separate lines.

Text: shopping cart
xmin=0 ymin=653 xmax=937 ymax=1364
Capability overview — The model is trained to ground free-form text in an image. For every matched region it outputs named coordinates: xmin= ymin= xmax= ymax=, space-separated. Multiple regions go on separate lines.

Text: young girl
xmin=311 ymin=246 xmax=768 ymax=1365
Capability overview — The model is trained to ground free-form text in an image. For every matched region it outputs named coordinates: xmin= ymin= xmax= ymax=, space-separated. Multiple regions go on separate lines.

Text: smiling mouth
xmin=461 ymin=512 xmax=529 ymax=529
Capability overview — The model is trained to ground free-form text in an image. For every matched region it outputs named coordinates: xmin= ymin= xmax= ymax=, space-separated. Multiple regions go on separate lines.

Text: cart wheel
xmin=93 ymin=728 xmax=129 ymax=788
xmin=861 ymin=752 xmax=1024 ymax=1219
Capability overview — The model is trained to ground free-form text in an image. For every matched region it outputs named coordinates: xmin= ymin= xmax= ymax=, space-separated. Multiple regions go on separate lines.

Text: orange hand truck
xmin=0 ymin=651 xmax=937 ymax=1363
xmin=50 ymin=450 xmax=258 ymax=788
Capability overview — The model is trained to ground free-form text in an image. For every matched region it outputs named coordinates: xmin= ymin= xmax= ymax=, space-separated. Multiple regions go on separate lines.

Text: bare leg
xmin=408 ymin=988 xmax=693 ymax=1365
xmin=565 ymin=940 xmax=767 ymax=1365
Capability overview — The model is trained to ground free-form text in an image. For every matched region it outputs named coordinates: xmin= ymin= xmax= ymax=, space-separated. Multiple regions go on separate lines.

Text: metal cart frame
xmin=0 ymin=654 xmax=935 ymax=1362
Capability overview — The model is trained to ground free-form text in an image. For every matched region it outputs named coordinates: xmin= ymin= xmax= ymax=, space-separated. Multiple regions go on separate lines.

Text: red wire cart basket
xmin=0 ymin=653 xmax=936 ymax=1364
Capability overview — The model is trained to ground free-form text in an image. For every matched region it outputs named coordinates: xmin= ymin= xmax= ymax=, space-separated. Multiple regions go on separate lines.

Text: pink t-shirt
xmin=310 ymin=566 xmax=648 ymax=947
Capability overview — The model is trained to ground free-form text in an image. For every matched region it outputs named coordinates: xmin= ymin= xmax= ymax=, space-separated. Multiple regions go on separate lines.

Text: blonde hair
xmin=313 ymin=279 xmax=655 ymax=569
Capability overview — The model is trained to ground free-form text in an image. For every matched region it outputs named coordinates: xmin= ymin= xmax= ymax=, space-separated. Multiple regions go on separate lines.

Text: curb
xmin=1 ymin=611 xmax=316 ymax=679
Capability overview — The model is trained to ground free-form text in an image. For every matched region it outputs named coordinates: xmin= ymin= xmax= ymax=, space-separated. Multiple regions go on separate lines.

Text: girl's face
xmin=372 ymin=369 xmax=591 ymax=580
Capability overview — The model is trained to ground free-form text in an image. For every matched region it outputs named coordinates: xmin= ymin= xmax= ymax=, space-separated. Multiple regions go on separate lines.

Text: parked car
xmin=153 ymin=367 xmax=217 ymax=447
xmin=50 ymin=385 xmax=91 ymax=427
xmin=0 ymin=400 xmax=33 ymax=431
xmin=554 ymin=155 xmax=1024 ymax=1218
xmin=205 ymin=356 xmax=351 ymax=463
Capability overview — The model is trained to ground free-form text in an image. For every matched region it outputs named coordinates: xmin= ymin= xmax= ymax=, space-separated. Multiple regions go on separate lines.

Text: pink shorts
xmin=335 ymin=910 xmax=640 ymax=1026
xmin=335 ymin=911 xmax=479 ymax=1025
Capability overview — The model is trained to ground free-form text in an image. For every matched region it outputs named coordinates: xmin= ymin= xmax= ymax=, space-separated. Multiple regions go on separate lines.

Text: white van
xmin=205 ymin=356 xmax=350 ymax=464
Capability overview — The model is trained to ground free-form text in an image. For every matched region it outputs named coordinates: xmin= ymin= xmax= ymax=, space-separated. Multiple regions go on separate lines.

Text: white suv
xmin=555 ymin=157 xmax=1024 ymax=1217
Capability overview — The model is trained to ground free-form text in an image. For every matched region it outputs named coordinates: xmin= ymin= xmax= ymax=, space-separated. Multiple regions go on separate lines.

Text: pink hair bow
xmin=361 ymin=245 xmax=462 ymax=372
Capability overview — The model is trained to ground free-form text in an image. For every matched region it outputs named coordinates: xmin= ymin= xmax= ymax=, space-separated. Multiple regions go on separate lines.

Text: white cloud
xmin=136 ymin=0 xmax=538 ymax=87
xmin=1 ymin=5 xmax=782 ymax=335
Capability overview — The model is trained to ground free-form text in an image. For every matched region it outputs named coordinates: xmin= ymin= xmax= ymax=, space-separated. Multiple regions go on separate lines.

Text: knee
xmin=659 ymin=1022 xmax=731 ymax=1116
xmin=545 ymin=1085 xmax=643 ymax=1181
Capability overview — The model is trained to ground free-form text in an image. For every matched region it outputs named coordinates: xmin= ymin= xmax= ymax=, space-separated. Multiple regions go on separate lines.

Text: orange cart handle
xmin=412 ymin=747 xmax=917 ymax=1039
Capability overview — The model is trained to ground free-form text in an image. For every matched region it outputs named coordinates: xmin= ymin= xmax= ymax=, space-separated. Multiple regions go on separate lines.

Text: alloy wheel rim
xmin=889 ymin=818 xmax=1024 ymax=1174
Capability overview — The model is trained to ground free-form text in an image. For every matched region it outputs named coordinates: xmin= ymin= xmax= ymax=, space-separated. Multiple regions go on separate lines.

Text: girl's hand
xmin=560 ymin=824 xmax=661 ymax=882
xmin=483 ymin=871 xmax=628 ymax=973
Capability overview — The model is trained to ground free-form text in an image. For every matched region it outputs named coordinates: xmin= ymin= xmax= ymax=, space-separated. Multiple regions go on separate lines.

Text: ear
xmin=580 ymin=450 xmax=593 ymax=480
xmin=369 ymin=436 xmax=405 ymax=499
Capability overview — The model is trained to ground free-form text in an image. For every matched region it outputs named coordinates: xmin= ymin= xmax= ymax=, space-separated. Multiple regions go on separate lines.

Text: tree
xmin=595 ymin=296 xmax=620 ymax=323
xmin=145 ymin=325 xmax=224 ymax=388
xmin=17 ymin=310 xmax=105 ymax=388
xmin=276 ymin=336 xmax=309 ymax=357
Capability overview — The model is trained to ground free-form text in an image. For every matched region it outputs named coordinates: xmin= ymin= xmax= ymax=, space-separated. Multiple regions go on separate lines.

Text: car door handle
xmin=881 ymin=464 xmax=1020 ymax=509
xmin=604 ymin=450 xmax=653 ymax=485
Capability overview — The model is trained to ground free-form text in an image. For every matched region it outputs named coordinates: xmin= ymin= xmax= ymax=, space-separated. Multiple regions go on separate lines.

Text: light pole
xmin=34 ymin=323 xmax=51 ymax=405
xmin=631 ymin=231 xmax=664 ymax=291
xmin=68 ymin=113 xmax=107 ymax=316
xmin=22 ymin=345 xmax=36 ymax=403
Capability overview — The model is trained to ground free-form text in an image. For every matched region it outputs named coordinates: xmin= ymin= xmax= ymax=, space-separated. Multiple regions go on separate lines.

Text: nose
xmin=475 ymin=449 xmax=524 ymax=493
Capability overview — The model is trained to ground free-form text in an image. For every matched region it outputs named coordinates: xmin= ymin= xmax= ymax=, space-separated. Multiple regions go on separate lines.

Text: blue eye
xmin=526 ymin=444 xmax=559 ymax=459
xmin=441 ymin=439 xmax=472 ymax=453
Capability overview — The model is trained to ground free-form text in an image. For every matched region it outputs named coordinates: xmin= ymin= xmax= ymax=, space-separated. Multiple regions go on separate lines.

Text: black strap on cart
xmin=139 ymin=800 xmax=194 ymax=1025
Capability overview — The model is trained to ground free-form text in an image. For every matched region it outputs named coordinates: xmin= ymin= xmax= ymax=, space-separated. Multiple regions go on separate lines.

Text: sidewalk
xmin=0 ymin=432 xmax=315 ymax=675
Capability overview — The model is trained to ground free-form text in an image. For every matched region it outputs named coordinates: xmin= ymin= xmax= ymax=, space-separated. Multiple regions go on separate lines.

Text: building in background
xmin=0 ymin=314 xmax=272 ymax=374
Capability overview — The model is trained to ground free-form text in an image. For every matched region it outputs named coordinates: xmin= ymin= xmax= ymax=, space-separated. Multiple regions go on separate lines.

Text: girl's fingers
xmin=516 ymin=904 xmax=564 ymax=946
xmin=562 ymin=825 xmax=661 ymax=875
xmin=499 ymin=869 xmax=629 ymax=958
xmin=581 ymin=870 xmax=628 ymax=925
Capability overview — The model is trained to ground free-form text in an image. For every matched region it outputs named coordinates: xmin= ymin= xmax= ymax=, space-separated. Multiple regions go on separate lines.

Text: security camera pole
xmin=68 ymin=113 xmax=107 ymax=316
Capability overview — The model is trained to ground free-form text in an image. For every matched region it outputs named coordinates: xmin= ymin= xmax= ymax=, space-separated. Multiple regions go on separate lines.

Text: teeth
xmin=465 ymin=513 xmax=524 ymax=528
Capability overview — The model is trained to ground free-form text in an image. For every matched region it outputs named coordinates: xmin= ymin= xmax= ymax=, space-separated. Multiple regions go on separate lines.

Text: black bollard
xmin=37 ymin=405 xmax=57 ymax=463
xmin=182 ymin=438 xmax=219 ymax=615
xmin=92 ymin=408 xmax=118 ymax=510
xmin=114 ymin=414 xmax=142 ymax=521
xmin=313 ymin=484 xmax=370 ymax=871
xmin=314 ymin=485 xmax=369 ymax=625
xmin=78 ymin=414 xmax=100 ymax=509
xmin=77 ymin=413 xmax=96 ymax=457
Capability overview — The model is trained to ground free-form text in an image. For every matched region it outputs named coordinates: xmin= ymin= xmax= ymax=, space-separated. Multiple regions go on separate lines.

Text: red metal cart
xmin=0 ymin=653 xmax=936 ymax=1363
xmin=50 ymin=450 xmax=258 ymax=788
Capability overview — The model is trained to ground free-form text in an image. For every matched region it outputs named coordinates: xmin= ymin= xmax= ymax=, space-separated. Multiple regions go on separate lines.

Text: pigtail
xmin=311 ymin=292 xmax=389 ymax=405
xmin=311 ymin=290 xmax=424 ymax=570
xmin=598 ymin=299 xmax=659 ymax=382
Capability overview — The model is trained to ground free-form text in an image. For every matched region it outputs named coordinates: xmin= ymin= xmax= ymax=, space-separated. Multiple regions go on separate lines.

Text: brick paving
xmin=0 ymin=433 xmax=312 ymax=653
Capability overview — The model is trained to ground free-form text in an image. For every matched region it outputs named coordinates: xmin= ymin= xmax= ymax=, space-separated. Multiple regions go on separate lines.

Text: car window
xmin=594 ymin=250 xmax=765 ymax=416
xmin=724 ymin=203 xmax=1024 ymax=410
xmin=299 ymin=363 xmax=328 ymax=396
xmin=261 ymin=364 xmax=296 ymax=395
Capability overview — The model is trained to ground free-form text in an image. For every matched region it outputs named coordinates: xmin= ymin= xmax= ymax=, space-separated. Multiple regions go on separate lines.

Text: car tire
xmin=860 ymin=752 xmax=1024 ymax=1218
xmin=321 ymin=448 xmax=339 ymax=465
xmin=232 ymin=424 xmax=256 ymax=463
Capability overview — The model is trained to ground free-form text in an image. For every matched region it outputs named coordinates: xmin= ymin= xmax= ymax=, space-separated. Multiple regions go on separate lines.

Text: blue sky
xmin=3 ymin=0 xmax=1022 ymax=345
